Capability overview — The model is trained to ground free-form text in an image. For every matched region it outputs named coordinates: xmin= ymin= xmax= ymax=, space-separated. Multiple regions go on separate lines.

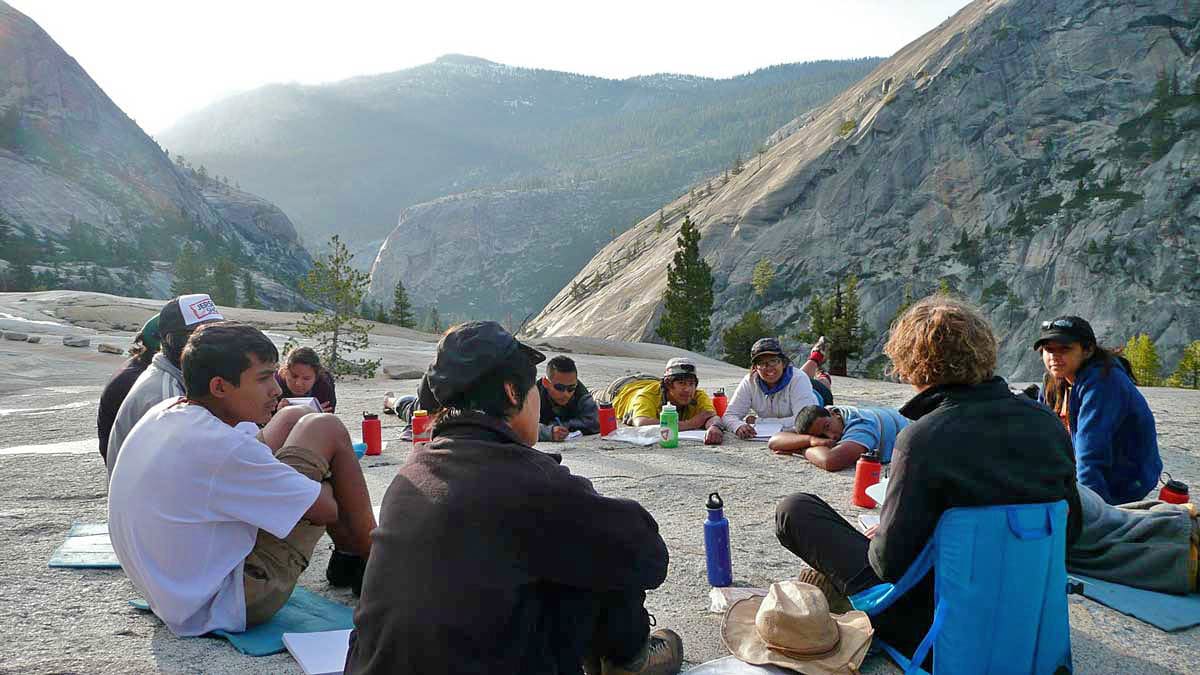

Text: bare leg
xmin=258 ymin=405 xmax=311 ymax=451
xmin=280 ymin=413 xmax=376 ymax=557
xmin=799 ymin=358 xmax=822 ymax=379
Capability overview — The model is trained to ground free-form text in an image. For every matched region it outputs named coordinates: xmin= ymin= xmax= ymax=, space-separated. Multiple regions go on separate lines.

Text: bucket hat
xmin=722 ymin=580 xmax=873 ymax=674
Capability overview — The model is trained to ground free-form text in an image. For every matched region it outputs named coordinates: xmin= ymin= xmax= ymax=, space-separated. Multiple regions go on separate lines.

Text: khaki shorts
xmin=243 ymin=444 xmax=330 ymax=626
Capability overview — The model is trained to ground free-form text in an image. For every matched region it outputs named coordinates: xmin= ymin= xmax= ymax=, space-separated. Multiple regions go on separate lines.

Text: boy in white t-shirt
xmin=108 ymin=322 xmax=376 ymax=636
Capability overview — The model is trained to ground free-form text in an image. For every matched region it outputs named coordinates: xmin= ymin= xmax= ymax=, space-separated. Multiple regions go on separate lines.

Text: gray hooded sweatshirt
xmin=106 ymin=353 xmax=184 ymax=477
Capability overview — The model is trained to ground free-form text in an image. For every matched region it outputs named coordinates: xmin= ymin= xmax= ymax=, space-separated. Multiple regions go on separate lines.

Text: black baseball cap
xmin=1033 ymin=315 xmax=1096 ymax=350
xmin=750 ymin=337 xmax=785 ymax=362
xmin=158 ymin=293 xmax=225 ymax=336
xmin=425 ymin=321 xmax=545 ymax=405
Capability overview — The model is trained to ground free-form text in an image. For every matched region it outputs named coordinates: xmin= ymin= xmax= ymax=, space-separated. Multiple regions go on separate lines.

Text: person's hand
xmin=704 ymin=425 xmax=723 ymax=445
xmin=320 ymin=400 xmax=334 ymax=412
xmin=863 ymin=524 xmax=879 ymax=540
xmin=681 ymin=410 xmax=714 ymax=431
xmin=551 ymin=426 xmax=570 ymax=441
xmin=275 ymin=398 xmax=291 ymax=412
xmin=735 ymin=423 xmax=756 ymax=439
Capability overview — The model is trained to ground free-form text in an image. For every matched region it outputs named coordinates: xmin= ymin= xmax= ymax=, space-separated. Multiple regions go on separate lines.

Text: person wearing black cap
xmin=347 ymin=321 xmax=684 ymax=675
xmin=1036 ymin=315 xmax=1162 ymax=505
xmin=721 ymin=336 xmax=834 ymax=440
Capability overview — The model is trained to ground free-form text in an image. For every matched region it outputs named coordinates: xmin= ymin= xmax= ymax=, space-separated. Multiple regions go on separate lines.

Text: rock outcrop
xmin=526 ymin=0 xmax=1200 ymax=380
xmin=0 ymin=2 xmax=310 ymax=303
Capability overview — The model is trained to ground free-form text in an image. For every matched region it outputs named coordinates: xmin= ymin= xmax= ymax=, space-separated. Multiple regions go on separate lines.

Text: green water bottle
xmin=660 ymin=403 xmax=679 ymax=448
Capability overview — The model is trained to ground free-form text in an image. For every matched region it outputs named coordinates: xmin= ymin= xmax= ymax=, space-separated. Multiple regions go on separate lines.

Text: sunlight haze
xmin=9 ymin=0 xmax=971 ymax=134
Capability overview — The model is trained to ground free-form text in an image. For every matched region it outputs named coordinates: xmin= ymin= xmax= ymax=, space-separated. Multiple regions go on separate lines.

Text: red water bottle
xmin=1159 ymin=473 xmax=1190 ymax=504
xmin=852 ymin=451 xmax=882 ymax=508
xmin=712 ymin=388 xmax=728 ymax=417
xmin=362 ymin=412 xmax=382 ymax=456
xmin=598 ymin=402 xmax=617 ymax=437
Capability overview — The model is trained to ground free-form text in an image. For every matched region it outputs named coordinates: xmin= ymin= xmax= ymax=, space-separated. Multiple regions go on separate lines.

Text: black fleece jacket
xmin=868 ymin=377 xmax=1082 ymax=582
xmin=345 ymin=411 xmax=668 ymax=675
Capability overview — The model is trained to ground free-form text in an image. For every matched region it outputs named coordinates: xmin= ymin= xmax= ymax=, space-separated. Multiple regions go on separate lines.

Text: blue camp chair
xmin=849 ymin=501 xmax=1072 ymax=675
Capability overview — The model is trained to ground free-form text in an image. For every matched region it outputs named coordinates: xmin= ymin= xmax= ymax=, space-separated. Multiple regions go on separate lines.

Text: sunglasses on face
xmin=754 ymin=357 xmax=784 ymax=369
xmin=551 ymin=382 xmax=577 ymax=393
xmin=1042 ymin=319 xmax=1075 ymax=330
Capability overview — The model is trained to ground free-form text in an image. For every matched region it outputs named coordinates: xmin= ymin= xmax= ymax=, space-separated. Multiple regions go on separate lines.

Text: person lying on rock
xmin=106 ymin=294 xmax=308 ymax=480
xmin=768 ymin=403 xmax=910 ymax=471
xmin=602 ymin=357 xmax=724 ymax=444
xmin=1035 ymin=315 xmax=1161 ymax=505
xmin=346 ymin=321 xmax=683 ymax=675
xmin=97 ymin=314 xmax=159 ymax=464
xmin=773 ymin=295 xmax=1080 ymax=658
xmin=275 ymin=346 xmax=337 ymax=412
xmin=537 ymin=355 xmax=600 ymax=441
xmin=108 ymin=321 xmax=377 ymax=638
xmin=722 ymin=336 xmax=835 ymax=440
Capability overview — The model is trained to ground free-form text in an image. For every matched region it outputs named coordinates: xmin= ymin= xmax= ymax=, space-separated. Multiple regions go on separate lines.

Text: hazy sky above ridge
xmin=9 ymin=0 xmax=971 ymax=134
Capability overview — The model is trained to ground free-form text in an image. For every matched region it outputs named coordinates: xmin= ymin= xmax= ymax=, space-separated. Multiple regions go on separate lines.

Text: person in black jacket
xmin=96 ymin=316 xmax=159 ymax=462
xmin=538 ymin=355 xmax=601 ymax=442
xmin=774 ymin=295 xmax=1081 ymax=656
xmin=346 ymin=321 xmax=683 ymax=675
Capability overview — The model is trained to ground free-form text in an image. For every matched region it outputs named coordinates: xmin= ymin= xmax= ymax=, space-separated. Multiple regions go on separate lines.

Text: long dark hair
xmin=127 ymin=331 xmax=157 ymax=366
xmin=1042 ymin=342 xmax=1130 ymax=412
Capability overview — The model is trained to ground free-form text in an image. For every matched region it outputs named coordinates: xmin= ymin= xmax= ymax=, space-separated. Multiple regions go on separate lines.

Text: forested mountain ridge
xmin=526 ymin=0 xmax=1200 ymax=380
xmin=159 ymin=55 xmax=883 ymax=244
xmin=0 ymin=1 xmax=311 ymax=307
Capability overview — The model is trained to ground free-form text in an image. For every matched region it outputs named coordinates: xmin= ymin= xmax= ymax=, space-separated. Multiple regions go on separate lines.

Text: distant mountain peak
xmin=433 ymin=54 xmax=500 ymax=67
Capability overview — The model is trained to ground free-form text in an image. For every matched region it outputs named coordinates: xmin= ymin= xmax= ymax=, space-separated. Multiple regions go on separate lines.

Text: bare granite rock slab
xmin=3 ymin=331 xmax=29 ymax=341
xmin=382 ymin=365 xmax=424 ymax=380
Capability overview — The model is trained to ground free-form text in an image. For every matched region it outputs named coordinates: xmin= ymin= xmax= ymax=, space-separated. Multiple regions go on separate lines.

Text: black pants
xmin=775 ymin=493 xmax=933 ymax=655
xmin=546 ymin=587 xmax=650 ymax=671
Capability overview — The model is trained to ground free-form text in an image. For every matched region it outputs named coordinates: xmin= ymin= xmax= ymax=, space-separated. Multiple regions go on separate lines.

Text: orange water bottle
xmin=412 ymin=409 xmax=432 ymax=447
xmin=852 ymin=450 xmax=882 ymax=508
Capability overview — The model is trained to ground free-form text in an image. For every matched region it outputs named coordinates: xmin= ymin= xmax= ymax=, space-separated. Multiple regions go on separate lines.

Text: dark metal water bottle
xmin=704 ymin=492 xmax=733 ymax=587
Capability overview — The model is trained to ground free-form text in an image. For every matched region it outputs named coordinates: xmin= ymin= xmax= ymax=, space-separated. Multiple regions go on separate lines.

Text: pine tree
xmin=1124 ymin=334 xmax=1161 ymax=386
xmin=425 ymin=307 xmax=443 ymax=334
xmin=1167 ymin=340 xmax=1200 ymax=389
xmin=241 ymin=271 xmax=263 ymax=309
xmin=209 ymin=256 xmax=239 ymax=306
xmin=751 ymin=259 xmax=775 ymax=298
xmin=391 ymin=279 xmax=416 ymax=328
xmin=721 ymin=310 xmax=773 ymax=367
xmin=656 ymin=216 xmax=714 ymax=351
xmin=797 ymin=274 xmax=870 ymax=376
xmin=170 ymin=242 xmax=208 ymax=296
xmin=296 ymin=235 xmax=380 ymax=378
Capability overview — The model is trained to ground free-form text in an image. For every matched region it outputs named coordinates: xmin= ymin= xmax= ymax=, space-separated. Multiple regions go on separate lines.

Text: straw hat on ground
xmin=721 ymin=580 xmax=873 ymax=674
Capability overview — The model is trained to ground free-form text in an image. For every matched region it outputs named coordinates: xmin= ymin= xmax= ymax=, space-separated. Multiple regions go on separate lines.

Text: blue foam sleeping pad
xmin=130 ymin=586 xmax=354 ymax=656
xmin=48 ymin=523 xmax=121 ymax=569
xmin=1069 ymin=573 xmax=1200 ymax=632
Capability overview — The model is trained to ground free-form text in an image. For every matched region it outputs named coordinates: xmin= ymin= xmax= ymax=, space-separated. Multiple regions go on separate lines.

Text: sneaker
xmin=326 ymin=549 xmax=367 ymax=595
xmin=797 ymin=565 xmax=852 ymax=614
xmin=603 ymin=629 xmax=683 ymax=675
xmin=812 ymin=335 xmax=829 ymax=356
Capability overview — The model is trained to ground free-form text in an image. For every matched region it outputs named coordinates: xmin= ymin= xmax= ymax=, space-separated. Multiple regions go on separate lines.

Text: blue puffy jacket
xmin=1067 ymin=359 xmax=1161 ymax=504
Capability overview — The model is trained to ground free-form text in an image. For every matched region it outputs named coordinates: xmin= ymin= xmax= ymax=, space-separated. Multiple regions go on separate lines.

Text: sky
xmin=9 ymin=0 xmax=971 ymax=134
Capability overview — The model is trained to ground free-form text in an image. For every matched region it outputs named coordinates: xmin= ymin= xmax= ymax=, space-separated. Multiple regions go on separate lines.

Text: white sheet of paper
xmin=678 ymin=430 xmax=708 ymax=442
xmin=859 ymin=514 xmax=880 ymax=531
xmin=865 ymin=478 xmax=889 ymax=506
xmin=566 ymin=430 xmax=583 ymax=440
xmin=746 ymin=417 xmax=790 ymax=440
xmin=282 ymin=629 xmax=352 ymax=675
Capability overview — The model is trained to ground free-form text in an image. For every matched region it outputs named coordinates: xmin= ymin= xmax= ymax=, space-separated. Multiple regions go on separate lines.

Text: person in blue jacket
xmin=1036 ymin=316 xmax=1162 ymax=505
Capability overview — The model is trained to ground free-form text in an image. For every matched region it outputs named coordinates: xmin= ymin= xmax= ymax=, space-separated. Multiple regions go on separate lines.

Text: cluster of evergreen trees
xmin=171 ymin=243 xmax=262 ymax=309
xmin=1124 ymin=335 xmax=1200 ymax=389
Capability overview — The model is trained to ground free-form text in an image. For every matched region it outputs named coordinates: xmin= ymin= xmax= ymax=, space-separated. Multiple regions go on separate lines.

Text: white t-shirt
xmin=108 ymin=398 xmax=321 ymax=636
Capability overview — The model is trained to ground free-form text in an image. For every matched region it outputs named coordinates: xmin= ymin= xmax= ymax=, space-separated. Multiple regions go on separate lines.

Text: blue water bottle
xmin=704 ymin=491 xmax=733 ymax=587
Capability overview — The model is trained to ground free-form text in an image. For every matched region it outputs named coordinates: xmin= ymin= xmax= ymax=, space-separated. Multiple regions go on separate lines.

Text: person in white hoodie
xmin=722 ymin=337 xmax=833 ymax=440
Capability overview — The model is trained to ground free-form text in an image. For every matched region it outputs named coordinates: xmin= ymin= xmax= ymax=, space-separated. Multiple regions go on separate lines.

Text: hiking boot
xmin=603 ymin=629 xmax=683 ymax=675
xmin=326 ymin=549 xmax=367 ymax=595
xmin=797 ymin=565 xmax=852 ymax=614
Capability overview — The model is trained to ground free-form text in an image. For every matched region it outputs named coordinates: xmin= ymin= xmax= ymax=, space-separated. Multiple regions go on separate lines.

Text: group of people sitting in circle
xmin=94 ymin=290 xmax=1192 ymax=675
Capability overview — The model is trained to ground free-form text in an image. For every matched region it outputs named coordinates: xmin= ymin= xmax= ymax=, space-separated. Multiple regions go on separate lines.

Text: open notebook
xmin=282 ymin=629 xmax=352 ymax=675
